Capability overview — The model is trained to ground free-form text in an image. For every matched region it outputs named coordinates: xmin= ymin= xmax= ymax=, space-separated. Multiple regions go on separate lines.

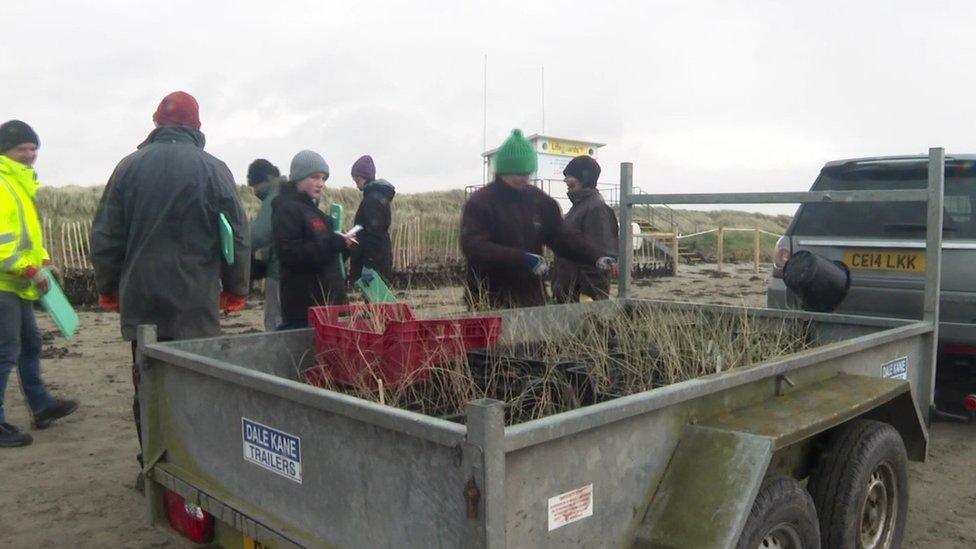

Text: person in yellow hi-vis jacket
xmin=0 ymin=120 xmax=78 ymax=448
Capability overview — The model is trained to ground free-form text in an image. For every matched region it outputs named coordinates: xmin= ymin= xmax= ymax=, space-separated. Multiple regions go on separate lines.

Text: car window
xmin=945 ymin=194 xmax=972 ymax=224
xmin=792 ymin=160 xmax=976 ymax=240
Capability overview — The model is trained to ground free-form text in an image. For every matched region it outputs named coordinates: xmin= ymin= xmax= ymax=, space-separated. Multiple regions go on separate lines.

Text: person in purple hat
xmin=349 ymin=155 xmax=396 ymax=285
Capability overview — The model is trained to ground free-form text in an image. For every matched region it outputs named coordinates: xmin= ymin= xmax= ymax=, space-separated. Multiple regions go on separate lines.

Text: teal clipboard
xmin=329 ymin=203 xmax=346 ymax=278
xmin=39 ymin=269 xmax=78 ymax=339
xmin=356 ymin=274 xmax=397 ymax=304
xmin=219 ymin=213 xmax=234 ymax=265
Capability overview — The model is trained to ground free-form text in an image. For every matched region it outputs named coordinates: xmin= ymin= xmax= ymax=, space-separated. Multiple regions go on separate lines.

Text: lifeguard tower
xmin=481 ymin=134 xmax=603 ymax=192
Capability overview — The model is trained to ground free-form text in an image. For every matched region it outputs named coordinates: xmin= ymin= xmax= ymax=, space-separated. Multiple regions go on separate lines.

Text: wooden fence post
xmin=67 ymin=222 xmax=75 ymax=270
xmin=60 ymin=224 xmax=70 ymax=270
xmin=754 ymin=223 xmax=760 ymax=274
xmin=72 ymin=222 xmax=82 ymax=269
xmin=717 ymin=224 xmax=725 ymax=273
xmin=671 ymin=233 xmax=679 ymax=276
xmin=86 ymin=220 xmax=93 ymax=269
xmin=43 ymin=219 xmax=52 ymax=263
xmin=393 ymin=223 xmax=401 ymax=271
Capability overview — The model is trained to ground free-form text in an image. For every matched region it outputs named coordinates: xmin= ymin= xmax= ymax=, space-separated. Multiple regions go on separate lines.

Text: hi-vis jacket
xmin=0 ymin=155 xmax=49 ymax=301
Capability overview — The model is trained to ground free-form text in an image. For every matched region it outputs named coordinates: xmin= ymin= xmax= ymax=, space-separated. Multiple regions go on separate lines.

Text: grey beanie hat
xmin=288 ymin=150 xmax=330 ymax=183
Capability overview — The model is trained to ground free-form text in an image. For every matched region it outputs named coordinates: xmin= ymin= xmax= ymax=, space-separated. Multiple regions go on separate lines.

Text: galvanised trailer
xmin=138 ymin=148 xmax=948 ymax=548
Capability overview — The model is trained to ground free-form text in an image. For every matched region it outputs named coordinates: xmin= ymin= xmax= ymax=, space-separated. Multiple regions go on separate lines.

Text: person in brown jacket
xmin=552 ymin=156 xmax=619 ymax=302
xmin=461 ymin=130 xmax=616 ymax=309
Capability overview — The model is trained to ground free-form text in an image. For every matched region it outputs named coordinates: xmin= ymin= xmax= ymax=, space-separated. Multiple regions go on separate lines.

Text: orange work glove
xmin=220 ymin=292 xmax=247 ymax=313
xmin=99 ymin=292 xmax=120 ymax=312
xmin=22 ymin=266 xmax=50 ymax=294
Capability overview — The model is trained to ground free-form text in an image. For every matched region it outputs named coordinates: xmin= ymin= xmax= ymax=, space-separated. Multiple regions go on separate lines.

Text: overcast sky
xmin=4 ymin=1 xmax=974 ymax=213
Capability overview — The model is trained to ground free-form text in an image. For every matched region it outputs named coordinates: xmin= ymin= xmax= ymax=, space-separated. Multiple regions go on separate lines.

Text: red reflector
xmin=964 ymin=395 xmax=976 ymax=412
xmin=944 ymin=343 xmax=976 ymax=356
xmin=163 ymin=489 xmax=214 ymax=543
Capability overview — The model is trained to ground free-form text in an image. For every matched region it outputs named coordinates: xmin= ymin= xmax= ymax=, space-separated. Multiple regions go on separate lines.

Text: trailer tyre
xmin=736 ymin=476 xmax=821 ymax=549
xmin=807 ymin=419 xmax=908 ymax=549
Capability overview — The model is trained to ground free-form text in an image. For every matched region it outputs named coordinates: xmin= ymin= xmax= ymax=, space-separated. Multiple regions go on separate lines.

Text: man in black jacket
xmin=349 ymin=155 xmax=395 ymax=284
xmin=91 ymin=91 xmax=250 ymax=487
xmin=273 ymin=150 xmax=353 ymax=329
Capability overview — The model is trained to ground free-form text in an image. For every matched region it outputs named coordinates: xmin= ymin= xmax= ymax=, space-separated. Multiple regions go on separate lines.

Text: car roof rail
xmin=824 ymin=154 xmax=976 ymax=169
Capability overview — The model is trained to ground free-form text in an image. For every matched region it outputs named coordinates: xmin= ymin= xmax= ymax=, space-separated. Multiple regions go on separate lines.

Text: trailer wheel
xmin=807 ymin=419 xmax=908 ymax=549
xmin=736 ymin=476 xmax=820 ymax=549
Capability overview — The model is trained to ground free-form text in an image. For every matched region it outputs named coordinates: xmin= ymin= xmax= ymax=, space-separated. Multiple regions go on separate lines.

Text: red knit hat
xmin=153 ymin=91 xmax=201 ymax=130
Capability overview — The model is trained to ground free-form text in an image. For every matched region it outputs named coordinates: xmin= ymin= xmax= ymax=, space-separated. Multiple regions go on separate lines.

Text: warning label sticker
xmin=241 ymin=418 xmax=302 ymax=483
xmin=881 ymin=356 xmax=909 ymax=380
xmin=547 ymin=484 xmax=593 ymax=531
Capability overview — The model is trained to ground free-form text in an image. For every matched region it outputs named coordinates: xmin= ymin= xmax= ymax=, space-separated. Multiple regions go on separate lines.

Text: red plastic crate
xmin=305 ymin=304 xmax=502 ymax=387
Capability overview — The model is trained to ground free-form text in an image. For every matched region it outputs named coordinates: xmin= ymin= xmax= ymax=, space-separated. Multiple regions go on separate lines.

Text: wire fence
xmin=43 ymin=219 xmax=93 ymax=270
xmin=37 ymin=217 xmax=783 ymax=282
xmin=39 ymin=216 xmax=464 ymax=275
xmin=391 ymin=218 xmax=463 ymax=271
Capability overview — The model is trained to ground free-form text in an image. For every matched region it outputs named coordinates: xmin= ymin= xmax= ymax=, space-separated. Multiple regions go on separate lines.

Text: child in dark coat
xmin=273 ymin=150 xmax=354 ymax=329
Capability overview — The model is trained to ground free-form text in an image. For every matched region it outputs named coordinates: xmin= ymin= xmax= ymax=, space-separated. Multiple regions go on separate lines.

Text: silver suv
xmin=767 ymin=155 xmax=976 ymax=411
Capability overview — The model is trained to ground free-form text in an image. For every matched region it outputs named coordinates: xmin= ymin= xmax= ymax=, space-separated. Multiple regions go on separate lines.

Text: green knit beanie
xmin=494 ymin=129 xmax=537 ymax=175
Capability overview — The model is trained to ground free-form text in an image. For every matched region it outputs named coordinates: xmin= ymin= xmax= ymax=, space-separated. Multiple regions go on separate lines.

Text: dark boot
xmin=0 ymin=422 xmax=33 ymax=447
xmin=33 ymin=398 xmax=79 ymax=429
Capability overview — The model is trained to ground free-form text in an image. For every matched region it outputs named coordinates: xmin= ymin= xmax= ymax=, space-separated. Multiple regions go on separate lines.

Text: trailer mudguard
xmin=633 ymin=425 xmax=773 ymax=548
xmin=634 ymin=374 xmax=926 ymax=548
xmin=700 ymin=374 xmax=926 ymax=460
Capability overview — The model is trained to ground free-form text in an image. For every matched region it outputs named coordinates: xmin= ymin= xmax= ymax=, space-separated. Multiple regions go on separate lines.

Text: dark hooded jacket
xmin=92 ymin=126 xmax=250 ymax=341
xmin=349 ymin=179 xmax=395 ymax=282
xmin=272 ymin=184 xmax=348 ymax=324
xmin=553 ymin=188 xmax=619 ymax=302
xmin=249 ymin=177 xmax=285 ymax=281
xmin=460 ymin=179 xmax=603 ymax=309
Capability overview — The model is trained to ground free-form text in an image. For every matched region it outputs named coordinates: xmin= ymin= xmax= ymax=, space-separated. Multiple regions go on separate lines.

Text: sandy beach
xmin=1 ymin=264 xmax=973 ymax=548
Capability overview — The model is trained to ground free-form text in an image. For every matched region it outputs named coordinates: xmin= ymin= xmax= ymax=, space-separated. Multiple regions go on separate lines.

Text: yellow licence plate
xmin=844 ymin=249 xmax=926 ymax=273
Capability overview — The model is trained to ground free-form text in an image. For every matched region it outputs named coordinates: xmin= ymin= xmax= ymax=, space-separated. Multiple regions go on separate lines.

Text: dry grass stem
xmin=302 ymin=304 xmax=813 ymax=426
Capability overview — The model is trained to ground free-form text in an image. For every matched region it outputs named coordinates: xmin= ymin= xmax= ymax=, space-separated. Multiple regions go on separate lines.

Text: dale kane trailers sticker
xmin=241 ymin=418 xmax=303 ymax=483
xmin=880 ymin=357 xmax=909 ymax=380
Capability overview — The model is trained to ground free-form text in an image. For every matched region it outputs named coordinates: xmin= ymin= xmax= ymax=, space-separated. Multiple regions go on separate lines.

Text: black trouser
xmin=131 ymin=338 xmax=171 ymax=467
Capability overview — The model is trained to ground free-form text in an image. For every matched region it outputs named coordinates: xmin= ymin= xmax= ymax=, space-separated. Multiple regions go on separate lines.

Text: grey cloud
xmin=0 ymin=0 xmax=973 ymax=215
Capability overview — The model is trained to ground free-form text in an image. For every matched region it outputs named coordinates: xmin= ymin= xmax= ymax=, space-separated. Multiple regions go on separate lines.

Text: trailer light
xmin=963 ymin=394 xmax=976 ymax=412
xmin=163 ymin=488 xmax=215 ymax=543
xmin=944 ymin=343 xmax=976 ymax=356
xmin=772 ymin=236 xmax=791 ymax=278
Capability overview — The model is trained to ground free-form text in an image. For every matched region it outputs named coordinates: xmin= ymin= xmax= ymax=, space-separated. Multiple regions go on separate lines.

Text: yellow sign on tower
xmin=544 ymin=139 xmax=594 ymax=157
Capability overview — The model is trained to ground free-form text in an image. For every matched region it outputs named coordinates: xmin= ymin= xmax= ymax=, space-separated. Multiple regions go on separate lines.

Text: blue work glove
xmin=523 ymin=253 xmax=548 ymax=276
xmin=361 ymin=267 xmax=376 ymax=284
